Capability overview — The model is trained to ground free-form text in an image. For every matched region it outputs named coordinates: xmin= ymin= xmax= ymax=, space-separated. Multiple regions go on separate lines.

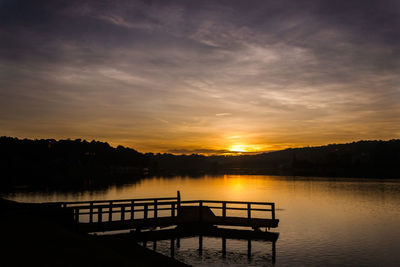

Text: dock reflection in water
xmin=135 ymin=227 xmax=278 ymax=264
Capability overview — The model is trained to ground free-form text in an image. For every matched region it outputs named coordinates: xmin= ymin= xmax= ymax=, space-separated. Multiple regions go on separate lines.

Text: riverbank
xmin=0 ymin=198 xmax=189 ymax=267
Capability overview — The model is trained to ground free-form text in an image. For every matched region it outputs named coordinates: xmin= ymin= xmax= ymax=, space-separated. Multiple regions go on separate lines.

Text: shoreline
xmin=0 ymin=198 xmax=189 ymax=267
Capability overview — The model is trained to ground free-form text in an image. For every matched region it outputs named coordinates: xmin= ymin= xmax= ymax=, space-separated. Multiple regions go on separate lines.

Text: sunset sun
xmin=228 ymin=144 xmax=263 ymax=153
xmin=229 ymin=144 xmax=248 ymax=152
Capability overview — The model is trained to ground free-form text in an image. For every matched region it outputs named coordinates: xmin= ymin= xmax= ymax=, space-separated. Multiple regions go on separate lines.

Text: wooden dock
xmin=2 ymin=194 xmax=279 ymax=265
xmin=51 ymin=191 xmax=280 ymax=263
xmin=29 ymin=192 xmax=280 ymax=264
xmin=54 ymin=191 xmax=279 ymax=233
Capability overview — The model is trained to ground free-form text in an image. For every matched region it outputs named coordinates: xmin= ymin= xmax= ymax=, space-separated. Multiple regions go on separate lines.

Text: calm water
xmin=3 ymin=175 xmax=400 ymax=266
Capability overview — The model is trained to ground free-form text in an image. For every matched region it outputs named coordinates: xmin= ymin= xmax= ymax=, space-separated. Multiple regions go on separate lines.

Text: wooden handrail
xmin=52 ymin=196 xmax=178 ymax=206
xmin=69 ymin=201 xmax=274 ymax=212
xmin=61 ymin=199 xmax=274 ymax=209
xmin=74 ymin=206 xmax=273 ymax=215
xmin=61 ymin=194 xmax=277 ymax=224
xmin=65 ymin=201 xmax=179 ymax=210
xmin=180 ymin=200 xmax=275 ymax=205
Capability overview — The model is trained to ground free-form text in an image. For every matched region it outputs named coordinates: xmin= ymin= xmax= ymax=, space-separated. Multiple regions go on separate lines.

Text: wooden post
xmin=98 ymin=207 xmax=102 ymax=223
xmin=222 ymin=237 xmax=226 ymax=258
xmin=247 ymin=239 xmax=252 ymax=260
xmin=199 ymin=201 xmax=203 ymax=222
xmin=109 ymin=201 xmax=113 ymax=222
xmin=272 ymin=240 xmax=276 ymax=264
xmin=144 ymin=204 xmax=148 ymax=219
xmin=170 ymin=238 xmax=175 ymax=258
xmin=247 ymin=203 xmax=251 ymax=219
xmin=154 ymin=199 xmax=158 ymax=218
xmin=121 ymin=206 xmax=125 ymax=221
xmin=177 ymin=190 xmax=181 ymax=210
xmin=74 ymin=208 xmax=79 ymax=223
xmin=131 ymin=201 xmax=135 ymax=220
xmin=198 ymin=235 xmax=203 ymax=255
xmin=222 ymin=202 xmax=226 ymax=218
xmin=171 ymin=203 xmax=175 ymax=217
xmin=271 ymin=203 xmax=275 ymax=220
xmin=153 ymin=240 xmax=157 ymax=251
xmin=89 ymin=202 xmax=93 ymax=223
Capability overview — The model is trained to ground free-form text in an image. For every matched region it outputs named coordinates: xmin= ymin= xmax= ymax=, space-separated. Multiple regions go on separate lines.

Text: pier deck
xmin=54 ymin=192 xmax=279 ymax=233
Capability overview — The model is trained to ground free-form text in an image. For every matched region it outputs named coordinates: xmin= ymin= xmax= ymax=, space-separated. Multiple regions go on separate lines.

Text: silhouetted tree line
xmin=215 ymin=140 xmax=400 ymax=178
xmin=0 ymin=137 xmax=148 ymax=189
xmin=149 ymin=140 xmax=400 ymax=178
xmin=1 ymin=137 xmax=399 ymax=190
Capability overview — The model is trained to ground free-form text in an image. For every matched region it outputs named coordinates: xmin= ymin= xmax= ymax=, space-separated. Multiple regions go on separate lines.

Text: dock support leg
xmin=198 ymin=235 xmax=203 ymax=255
xmin=272 ymin=241 xmax=276 ymax=264
xmin=176 ymin=237 xmax=180 ymax=248
xmin=170 ymin=238 xmax=175 ymax=258
xmin=153 ymin=240 xmax=157 ymax=251
xmin=222 ymin=237 xmax=226 ymax=258
xmin=247 ymin=239 xmax=252 ymax=260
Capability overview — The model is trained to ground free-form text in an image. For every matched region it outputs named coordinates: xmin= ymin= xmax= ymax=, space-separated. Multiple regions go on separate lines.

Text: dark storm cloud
xmin=0 ymin=0 xmax=399 ymax=152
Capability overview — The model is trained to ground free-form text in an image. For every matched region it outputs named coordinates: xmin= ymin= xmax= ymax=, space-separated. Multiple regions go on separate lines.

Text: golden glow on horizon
xmin=227 ymin=143 xmax=264 ymax=154
xmin=229 ymin=144 xmax=248 ymax=152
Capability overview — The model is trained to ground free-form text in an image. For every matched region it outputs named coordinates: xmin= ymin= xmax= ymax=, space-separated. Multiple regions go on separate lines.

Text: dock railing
xmin=180 ymin=200 xmax=275 ymax=221
xmin=57 ymin=196 xmax=180 ymax=223
xmin=53 ymin=192 xmax=276 ymax=224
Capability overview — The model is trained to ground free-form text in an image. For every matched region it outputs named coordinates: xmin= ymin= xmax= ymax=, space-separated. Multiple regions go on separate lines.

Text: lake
xmin=3 ymin=175 xmax=400 ymax=266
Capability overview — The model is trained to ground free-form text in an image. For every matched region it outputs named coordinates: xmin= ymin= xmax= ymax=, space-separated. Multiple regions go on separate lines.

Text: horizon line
xmin=2 ymin=136 xmax=399 ymax=156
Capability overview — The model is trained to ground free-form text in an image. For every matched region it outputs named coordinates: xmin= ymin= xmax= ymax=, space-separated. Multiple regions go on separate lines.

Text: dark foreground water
xmin=3 ymin=175 xmax=400 ymax=266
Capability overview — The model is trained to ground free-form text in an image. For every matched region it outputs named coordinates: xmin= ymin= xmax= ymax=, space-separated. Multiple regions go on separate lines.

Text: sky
xmin=0 ymin=0 xmax=399 ymax=154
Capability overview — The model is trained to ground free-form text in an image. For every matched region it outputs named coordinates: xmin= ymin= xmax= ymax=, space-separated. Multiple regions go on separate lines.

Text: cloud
xmin=0 ymin=0 xmax=399 ymax=153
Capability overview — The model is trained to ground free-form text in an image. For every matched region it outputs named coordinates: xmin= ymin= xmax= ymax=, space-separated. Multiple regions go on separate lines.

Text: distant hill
xmin=149 ymin=140 xmax=400 ymax=178
xmin=1 ymin=137 xmax=399 ymax=190
xmin=213 ymin=140 xmax=400 ymax=178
